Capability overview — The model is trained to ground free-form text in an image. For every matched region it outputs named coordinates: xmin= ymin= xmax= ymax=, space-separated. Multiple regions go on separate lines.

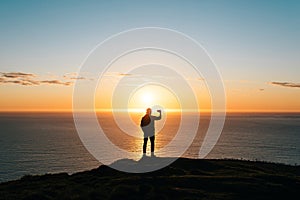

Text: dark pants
xmin=143 ymin=136 xmax=155 ymax=153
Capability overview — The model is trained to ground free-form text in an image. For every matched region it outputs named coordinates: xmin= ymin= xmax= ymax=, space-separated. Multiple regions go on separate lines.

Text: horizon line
xmin=1 ymin=109 xmax=300 ymax=113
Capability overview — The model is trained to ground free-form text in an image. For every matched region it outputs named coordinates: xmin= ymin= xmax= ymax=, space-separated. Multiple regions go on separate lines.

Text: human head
xmin=146 ymin=108 xmax=152 ymax=115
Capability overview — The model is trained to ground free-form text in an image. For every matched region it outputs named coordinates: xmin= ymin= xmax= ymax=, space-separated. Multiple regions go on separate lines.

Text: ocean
xmin=0 ymin=112 xmax=299 ymax=182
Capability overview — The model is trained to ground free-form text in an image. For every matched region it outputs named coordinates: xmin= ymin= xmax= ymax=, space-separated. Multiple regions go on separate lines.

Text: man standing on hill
xmin=140 ymin=108 xmax=162 ymax=157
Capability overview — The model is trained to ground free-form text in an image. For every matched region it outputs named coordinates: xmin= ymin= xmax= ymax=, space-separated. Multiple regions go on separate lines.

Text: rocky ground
xmin=0 ymin=157 xmax=299 ymax=200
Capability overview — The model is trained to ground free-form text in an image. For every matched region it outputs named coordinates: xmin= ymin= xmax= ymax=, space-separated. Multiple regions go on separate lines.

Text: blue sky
xmin=0 ymin=0 xmax=299 ymax=111
xmin=1 ymin=0 xmax=299 ymax=79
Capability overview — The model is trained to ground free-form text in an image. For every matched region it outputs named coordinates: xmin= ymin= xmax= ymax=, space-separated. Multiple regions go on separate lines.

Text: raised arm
xmin=154 ymin=110 xmax=162 ymax=120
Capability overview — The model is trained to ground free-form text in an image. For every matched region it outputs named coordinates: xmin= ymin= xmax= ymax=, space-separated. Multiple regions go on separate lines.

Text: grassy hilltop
xmin=0 ymin=158 xmax=299 ymax=200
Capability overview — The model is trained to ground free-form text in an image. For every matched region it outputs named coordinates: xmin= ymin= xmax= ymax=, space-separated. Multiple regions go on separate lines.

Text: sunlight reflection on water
xmin=0 ymin=112 xmax=299 ymax=182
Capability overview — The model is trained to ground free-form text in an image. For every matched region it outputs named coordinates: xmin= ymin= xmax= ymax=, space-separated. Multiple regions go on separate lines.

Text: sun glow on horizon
xmin=141 ymin=92 xmax=153 ymax=105
xmin=127 ymin=84 xmax=181 ymax=111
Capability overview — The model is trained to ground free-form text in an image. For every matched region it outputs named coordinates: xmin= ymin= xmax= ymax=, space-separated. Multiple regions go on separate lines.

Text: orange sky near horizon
xmin=1 ymin=80 xmax=300 ymax=112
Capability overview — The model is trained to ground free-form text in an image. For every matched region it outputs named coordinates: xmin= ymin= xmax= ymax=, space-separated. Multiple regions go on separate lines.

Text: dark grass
xmin=0 ymin=158 xmax=299 ymax=200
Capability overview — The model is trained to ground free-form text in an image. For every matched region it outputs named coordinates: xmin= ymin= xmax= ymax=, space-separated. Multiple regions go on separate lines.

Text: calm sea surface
xmin=0 ymin=112 xmax=299 ymax=182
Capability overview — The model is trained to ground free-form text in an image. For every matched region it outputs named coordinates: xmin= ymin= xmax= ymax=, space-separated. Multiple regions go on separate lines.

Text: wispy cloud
xmin=63 ymin=72 xmax=87 ymax=80
xmin=69 ymin=77 xmax=86 ymax=80
xmin=118 ymin=73 xmax=132 ymax=76
xmin=1 ymin=79 xmax=36 ymax=86
xmin=103 ymin=72 xmax=133 ymax=77
xmin=270 ymin=81 xmax=300 ymax=88
xmin=1 ymin=72 xmax=35 ymax=78
xmin=0 ymin=71 xmax=78 ymax=86
xmin=40 ymin=80 xmax=72 ymax=86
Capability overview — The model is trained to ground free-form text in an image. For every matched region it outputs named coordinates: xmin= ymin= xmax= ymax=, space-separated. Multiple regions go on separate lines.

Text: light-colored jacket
xmin=141 ymin=114 xmax=161 ymax=137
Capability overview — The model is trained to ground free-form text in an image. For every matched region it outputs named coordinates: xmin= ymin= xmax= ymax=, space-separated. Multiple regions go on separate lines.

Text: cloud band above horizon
xmin=0 ymin=72 xmax=80 ymax=86
xmin=270 ymin=81 xmax=300 ymax=88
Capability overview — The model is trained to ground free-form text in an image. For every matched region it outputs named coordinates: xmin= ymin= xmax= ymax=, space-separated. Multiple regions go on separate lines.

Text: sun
xmin=127 ymin=84 xmax=181 ymax=112
xmin=141 ymin=92 xmax=153 ymax=104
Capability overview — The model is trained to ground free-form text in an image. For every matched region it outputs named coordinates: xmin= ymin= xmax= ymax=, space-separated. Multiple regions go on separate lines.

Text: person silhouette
xmin=140 ymin=108 xmax=162 ymax=156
